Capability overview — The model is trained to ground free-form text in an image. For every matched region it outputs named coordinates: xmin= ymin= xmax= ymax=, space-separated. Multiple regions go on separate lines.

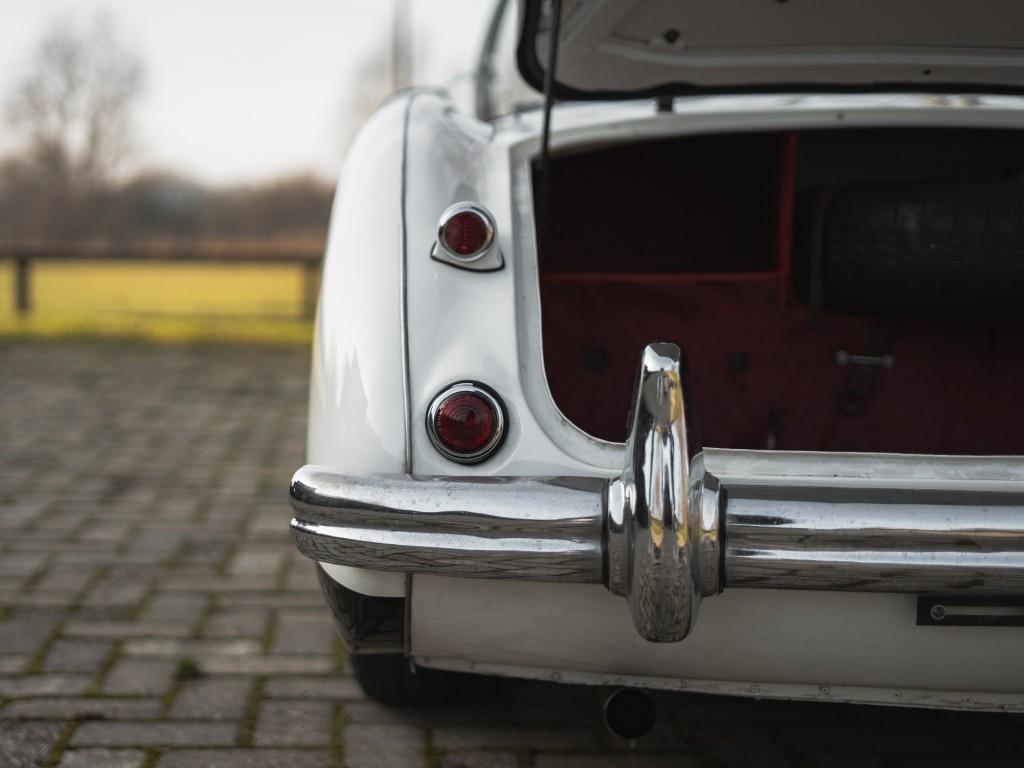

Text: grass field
xmin=0 ymin=260 xmax=315 ymax=344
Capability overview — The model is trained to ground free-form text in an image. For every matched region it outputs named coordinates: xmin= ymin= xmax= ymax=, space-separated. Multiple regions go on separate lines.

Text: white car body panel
xmin=307 ymin=96 xmax=411 ymax=597
xmin=412 ymin=579 xmax=1024 ymax=712
xmin=519 ymin=0 xmax=1024 ymax=96
xmin=308 ymin=90 xmax=1024 ymax=706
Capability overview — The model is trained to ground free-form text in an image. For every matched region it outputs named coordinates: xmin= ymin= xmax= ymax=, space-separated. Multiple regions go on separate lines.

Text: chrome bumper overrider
xmin=290 ymin=343 xmax=1024 ymax=642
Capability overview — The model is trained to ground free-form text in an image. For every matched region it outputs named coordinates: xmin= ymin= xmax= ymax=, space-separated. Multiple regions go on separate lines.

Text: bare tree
xmin=7 ymin=12 xmax=142 ymax=185
xmin=2 ymin=12 xmax=142 ymax=238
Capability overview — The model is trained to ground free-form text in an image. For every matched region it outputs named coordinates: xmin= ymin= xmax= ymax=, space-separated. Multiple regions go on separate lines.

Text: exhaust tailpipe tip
xmin=603 ymin=688 xmax=657 ymax=741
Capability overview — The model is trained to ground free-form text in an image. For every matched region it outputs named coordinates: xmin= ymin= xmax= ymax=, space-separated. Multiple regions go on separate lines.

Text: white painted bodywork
xmin=522 ymin=0 xmax=1024 ymax=95
xmin=309 ymin=91 xmax=1024 ymax=708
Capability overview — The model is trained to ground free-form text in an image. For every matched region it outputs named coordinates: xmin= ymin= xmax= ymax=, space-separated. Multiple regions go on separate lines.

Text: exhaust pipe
xmin=602 ymin=688 xmax=657 ymax=741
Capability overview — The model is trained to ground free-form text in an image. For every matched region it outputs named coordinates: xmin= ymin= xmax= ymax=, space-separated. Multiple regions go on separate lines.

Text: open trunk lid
xmin=517 ymin=0 xmax=1024 ymax=100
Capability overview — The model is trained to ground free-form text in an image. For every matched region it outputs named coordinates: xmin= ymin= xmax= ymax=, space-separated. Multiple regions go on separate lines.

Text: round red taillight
xmin=427 ymin=383 xmax=506 ymax=464
xmin=437 ymin=204 xmax=494 ymax=261
xmin=436 ymin=394 xmax=495 ymax=452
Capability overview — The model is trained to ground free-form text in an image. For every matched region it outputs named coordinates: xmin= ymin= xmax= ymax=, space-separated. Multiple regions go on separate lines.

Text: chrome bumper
xmin=290 ymin=343 xmax=1024 ymax=642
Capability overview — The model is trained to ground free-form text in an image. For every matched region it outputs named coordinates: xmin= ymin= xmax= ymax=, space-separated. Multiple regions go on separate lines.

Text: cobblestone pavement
xmin=2 ymin=340 xmax=1023 ymax=767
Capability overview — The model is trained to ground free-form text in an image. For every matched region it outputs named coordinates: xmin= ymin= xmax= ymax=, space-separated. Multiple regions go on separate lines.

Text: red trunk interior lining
xmin=537 ymin=131 xmax=1024 ymax=453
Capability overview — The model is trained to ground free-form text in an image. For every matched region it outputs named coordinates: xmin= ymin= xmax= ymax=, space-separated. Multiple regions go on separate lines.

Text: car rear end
xmin=290 ymin=0 xmax=1024 ymax=710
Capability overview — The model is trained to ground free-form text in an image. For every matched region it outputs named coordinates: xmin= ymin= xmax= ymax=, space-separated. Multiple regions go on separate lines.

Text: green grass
xmin=0 ymin=260 xmax=314 ymax=344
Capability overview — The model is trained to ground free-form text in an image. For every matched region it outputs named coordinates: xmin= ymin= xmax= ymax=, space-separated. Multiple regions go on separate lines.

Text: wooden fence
xmin=0 ymin=241 xmax=324 ymax=319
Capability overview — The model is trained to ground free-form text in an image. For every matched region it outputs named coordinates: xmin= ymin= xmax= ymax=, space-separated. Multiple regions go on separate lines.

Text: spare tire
xmin=821 ymin=182 xmax=1024 ymax=318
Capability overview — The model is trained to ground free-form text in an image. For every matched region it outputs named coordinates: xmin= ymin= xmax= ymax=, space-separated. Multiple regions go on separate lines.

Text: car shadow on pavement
xmin=401 ymin=670 xmax=1024 ymax=766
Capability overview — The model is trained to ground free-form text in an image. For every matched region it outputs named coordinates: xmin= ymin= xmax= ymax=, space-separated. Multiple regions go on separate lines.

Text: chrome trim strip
xmin=724 ymin=482 xmax=1024 ymax=593
xmin=399 ymin=92 xmax=415 ymax=474
xmin=291 ymin=467 xmax=605 ymax=582
xmin=693 ymin=454 xmax=723 ymax=597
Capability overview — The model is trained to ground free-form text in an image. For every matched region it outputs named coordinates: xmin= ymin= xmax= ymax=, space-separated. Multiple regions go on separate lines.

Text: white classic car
xmin=289 ymin=0 xmax=1024 ymax=733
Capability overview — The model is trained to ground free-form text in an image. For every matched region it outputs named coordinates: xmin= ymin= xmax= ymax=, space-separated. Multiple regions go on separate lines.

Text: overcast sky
xmin=0 ymin=0 xmax=496 ymax=183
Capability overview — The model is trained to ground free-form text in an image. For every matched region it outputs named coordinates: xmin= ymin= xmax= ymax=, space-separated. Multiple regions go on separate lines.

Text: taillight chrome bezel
xmin=426 ymin=382 xmax=507 ymax=464
xmin=431 ymin=202 xmax=505 ymax=272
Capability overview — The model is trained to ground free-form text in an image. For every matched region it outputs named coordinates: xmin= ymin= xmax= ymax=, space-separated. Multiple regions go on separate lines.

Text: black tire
xmin=350 ymin=653 xmax=493 ymax=707
xmin=822 ymin=181 xmax=1024 ymax=318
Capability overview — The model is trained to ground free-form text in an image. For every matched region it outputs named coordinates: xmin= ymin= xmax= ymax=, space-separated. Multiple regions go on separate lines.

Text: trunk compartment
xmin=535 ymin=128 xmax=1024 ymax=454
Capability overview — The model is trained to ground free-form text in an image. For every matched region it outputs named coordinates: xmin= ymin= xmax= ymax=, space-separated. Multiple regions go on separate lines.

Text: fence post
xmin=15 ymin=256 xmax=31 ymax=315
xmin=302 ymin=261 xmax=320 ymax=320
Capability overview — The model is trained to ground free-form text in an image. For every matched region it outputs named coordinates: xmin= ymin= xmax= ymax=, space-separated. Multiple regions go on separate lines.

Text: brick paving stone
xmin=248 ymin=515 xmax=285 ymax=537
xmin=63 ymin=620 xmax=194 ymax=638
xmin=270 ymin=610 xmax=336 ymax=655
xmin=263 ymin=675 xmax=364 ymax=700
xmin=155 ymin=497 xmax=201 ymax=518
xmin=102 ymin=658 xmax=178 ymax=696
xmin=140 ymin=592 xmax=208 ymax=623
xmin=0 ymin=505 xmax=44 ymax=531
xmin=227 ymin=550 xmax=286 ymax=577
xmin=282 ymin=563 xmax=320 ymax=591
xmin=772 ymin=716 xmax=946 ymax=758
xmin=33 ymin=566 xmax=102 ymax=592
xmin=0 ymin=575 xmax=29 ymax=591
xmin=433 ymin=726 xmax=600 ymax=752
xmin=0 ymin=697 xmax=164 ymax=720
xmin=155 ymin=749 xmax=334 ymax=768
xmin=79 ymin=522 xmax=133 ymax=544
xmin=533 ymin=756 xmax=700 ymax=768
xmin=160 ymin=575 xmax=277 ymax=592
xmin=70 ymin=721 xmax=238 ymax=747
xmin=11 ymin=537 xmax=109 ymax=552
xmin=42 ymin=639 xmax=114 ymax=674
xmin=203 ymin=608 xmax=269 ymax=639
xmin=0 ymin=617 xmax=58 ymax=654
xmin=122 ymin=638 xmax=261 ymax=657
xmin=0 ymin=721 xmax=66 ymax=768
xmin=787 ymin=751 xmax=887 ymax=768
xmin=0 ymin=590 xmax=80 ymax=609
xmin=0 ymin=553 xmax=48 ymax=577
xmin=902 ymin=759 xmax=1024 ymax=768
xmin=253 ymin=700 xmax=333 ymax=747
xmin=169 ymin=678 xmax=252 ymax=721
xmin=925 ymin=712 xmax=1024 ymax=759
xmin=56 ymin=749 xmax=147 ymax=768
xmin=52 ymin=552 xmax=130 ymax=567
xmin=196 ymin=655 xmax=338 ymax=675
xmin=177 ymin=544 xmax=232 ymax=569
xmin=0 ymin=674 xmax=94 ymax=696
xmin=82 ymin=574 xmax=150 ymax=609
xmin=0 ymin=655 xmax=32 ymax=673
xmin=227 ymin=592 xmax=324 ymax=608
xmin=440 ymin=750 xmax=520 ymax=768
xmin=340 ymin=702 xmax=463 ymax=727
xmin=125 ymin=529 xmax=183 ymax=559
xmin=343 ymin=723 xmax=427 ymax=768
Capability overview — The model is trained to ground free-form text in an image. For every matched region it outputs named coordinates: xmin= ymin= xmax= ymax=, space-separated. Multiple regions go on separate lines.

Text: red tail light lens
xmin=436 ymin=393 xmax=495 ymax=452
xmin=437 ymin=204 xmax=494 ymax=261
xmin=442 ymin=211 xmax=489 ymax=256
xmin=427 ymin=383 xmax=506 ymax=464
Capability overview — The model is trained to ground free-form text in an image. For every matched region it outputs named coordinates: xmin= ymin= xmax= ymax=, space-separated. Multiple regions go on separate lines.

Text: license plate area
xmin=917 ymin=596 xmax=1024 ymax=627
